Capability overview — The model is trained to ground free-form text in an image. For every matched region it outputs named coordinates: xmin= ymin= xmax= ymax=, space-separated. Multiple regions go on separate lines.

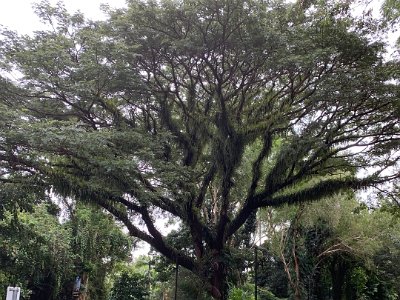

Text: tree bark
xmin=78 ymin=273 xmax=89 ymax=300
xmin=208 ymin=251 xmax=229 ymax=300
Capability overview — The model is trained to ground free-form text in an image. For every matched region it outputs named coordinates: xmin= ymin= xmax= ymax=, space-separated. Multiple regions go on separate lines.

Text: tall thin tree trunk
xmin=280 ymin=206 xmax=304 ymax=300
xmin=331 ymin=257 xmax=346 ymax=300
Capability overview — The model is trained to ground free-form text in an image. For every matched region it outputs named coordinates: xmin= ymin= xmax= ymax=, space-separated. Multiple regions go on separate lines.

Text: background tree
xmin=382 ymin=0 xmax=400 ymax=24
xmin=0 ymin=204 xmax=73 ymax=299
xmin=65 ymin=204 xmax=133 ymax=300
xmin=0 ymin=0 xmax=399 ymax=298
xmin=256 ymin=194 xmax=400 ymax=299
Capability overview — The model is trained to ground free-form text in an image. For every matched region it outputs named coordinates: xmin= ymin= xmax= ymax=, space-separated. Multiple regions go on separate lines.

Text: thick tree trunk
xmin=208 ymin=251 xmax=229 ymax=300
xmin=210 ymin=272 xmax=228 ymax=300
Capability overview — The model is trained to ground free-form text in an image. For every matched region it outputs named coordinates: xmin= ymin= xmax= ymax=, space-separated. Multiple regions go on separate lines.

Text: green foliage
xmin=382 ymin=0 xmax=400 ymax=23
xmin=229 ymin=284 xmax=254 ymax=300
xmin=349 ymin=267 xmax=368 ymax=298
xmin=0 ymin=204 xmax=73 ymax=299
xmin=228 ymin=283 xmax=285 ymax=300
xmin=109 ymin=272 xmax=149 ymax=300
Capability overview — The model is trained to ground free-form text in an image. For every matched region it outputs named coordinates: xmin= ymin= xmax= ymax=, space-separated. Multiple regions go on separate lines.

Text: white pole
xmin=6 ymin=287 xmax=20 ymax=300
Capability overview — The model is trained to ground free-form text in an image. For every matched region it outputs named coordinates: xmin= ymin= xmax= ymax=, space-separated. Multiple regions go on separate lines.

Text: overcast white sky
xmin=0 ymin=0 xmax=127 ymax=34
xmin=0 ymin=0 xmax=396 ymax=43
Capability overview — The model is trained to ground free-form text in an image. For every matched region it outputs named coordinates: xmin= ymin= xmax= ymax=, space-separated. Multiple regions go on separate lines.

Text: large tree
xmin=0 ymin=0 xmax=399 ymax=298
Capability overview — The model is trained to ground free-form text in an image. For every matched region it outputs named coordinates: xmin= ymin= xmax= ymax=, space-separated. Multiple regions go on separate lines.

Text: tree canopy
xmin=0 ymin=0 xmax=399 ymax=298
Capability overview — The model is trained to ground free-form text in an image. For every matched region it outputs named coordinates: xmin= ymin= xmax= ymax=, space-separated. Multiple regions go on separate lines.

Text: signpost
xmin=6 ymin=287 xmax=20 ymax=300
